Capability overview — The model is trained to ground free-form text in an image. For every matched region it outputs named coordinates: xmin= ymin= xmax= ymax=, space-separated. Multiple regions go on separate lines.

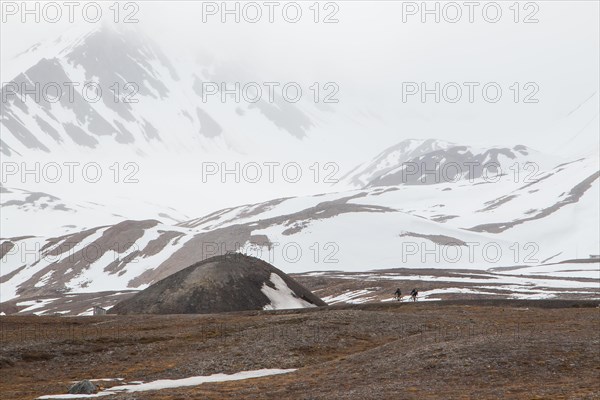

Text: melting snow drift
xmin=38 ymin=369 xmax=297 ymax=399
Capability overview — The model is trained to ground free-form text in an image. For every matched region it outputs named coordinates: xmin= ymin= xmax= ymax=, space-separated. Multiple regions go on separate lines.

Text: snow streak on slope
xmin=261 ymin=273 xmax=317 ymax=310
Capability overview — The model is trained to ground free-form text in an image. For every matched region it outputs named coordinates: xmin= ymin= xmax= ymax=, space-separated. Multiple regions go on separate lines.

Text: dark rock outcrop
xmin=110 ymin=254 xmax=326 ymax=315
xmin=68 ymin=380 xmax=97 ymax=394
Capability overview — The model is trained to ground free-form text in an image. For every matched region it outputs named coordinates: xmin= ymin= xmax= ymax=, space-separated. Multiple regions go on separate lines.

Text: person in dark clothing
xmin=410 ymin=288 xmax=418 ymax=302
xmin=394 ymin=288 xmax=402 ymax=301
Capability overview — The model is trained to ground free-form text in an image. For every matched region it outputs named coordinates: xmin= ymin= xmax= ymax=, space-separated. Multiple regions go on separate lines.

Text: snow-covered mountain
xmin=2 ymin=143 xmax=597 ymax=307
xmin=0 ymin=25 xmax=352 ymax=159
xmin=1 ymin=24 xmax=598 ymax=314
xmin=339 ymin=139 xmax=561 ymax=188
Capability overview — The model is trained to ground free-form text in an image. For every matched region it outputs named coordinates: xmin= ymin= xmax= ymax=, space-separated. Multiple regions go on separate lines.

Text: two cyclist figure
xmin=394 ymin=288 xmax=418 ymax=302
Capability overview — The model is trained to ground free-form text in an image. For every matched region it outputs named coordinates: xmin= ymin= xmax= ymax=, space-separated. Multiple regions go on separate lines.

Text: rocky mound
xmin=110 ymin=254 xmax=326 ymax=314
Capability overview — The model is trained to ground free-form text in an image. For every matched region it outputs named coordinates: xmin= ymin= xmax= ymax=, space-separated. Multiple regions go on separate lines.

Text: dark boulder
xmin=68 ymin=380 xmax=97 ymax=394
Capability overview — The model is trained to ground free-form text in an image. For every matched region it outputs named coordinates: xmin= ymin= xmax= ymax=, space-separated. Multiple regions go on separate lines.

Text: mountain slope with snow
xmin=2 ymin=144 xmax=597 ymax=308
xmin=1 ymin=23 xmax=597 ymax=313
xmin=339 ymin=139 xmax=561 ymax=188
xmin=0 ymin=185 xmax=189 ymax=237
xmin=0 ymin=25 xmax=368 ymax=161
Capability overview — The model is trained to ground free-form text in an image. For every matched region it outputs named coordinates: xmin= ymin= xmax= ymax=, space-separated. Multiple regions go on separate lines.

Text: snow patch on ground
xmin=322 ymin=289 xmax=379 ymax=304
xmin=261 ymin=273 xmax=316 ymax=310
xmin=38 ymin=394 xmax=112 ymax=399
xmin=38 ymin=369 xmax=297 ymax=399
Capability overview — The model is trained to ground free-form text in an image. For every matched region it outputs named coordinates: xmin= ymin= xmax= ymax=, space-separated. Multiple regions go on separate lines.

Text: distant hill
xmin=110 ymin=254 xmax=326 ymax=314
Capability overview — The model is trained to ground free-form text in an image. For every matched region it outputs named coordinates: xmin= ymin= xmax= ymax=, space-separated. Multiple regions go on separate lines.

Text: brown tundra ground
xmin=1 ymin=300 xmax=599 ymax=400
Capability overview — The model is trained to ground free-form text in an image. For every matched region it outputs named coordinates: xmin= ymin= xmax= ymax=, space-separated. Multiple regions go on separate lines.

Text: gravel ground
xmin=1 ymin=300 xmax=599 ymax=399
